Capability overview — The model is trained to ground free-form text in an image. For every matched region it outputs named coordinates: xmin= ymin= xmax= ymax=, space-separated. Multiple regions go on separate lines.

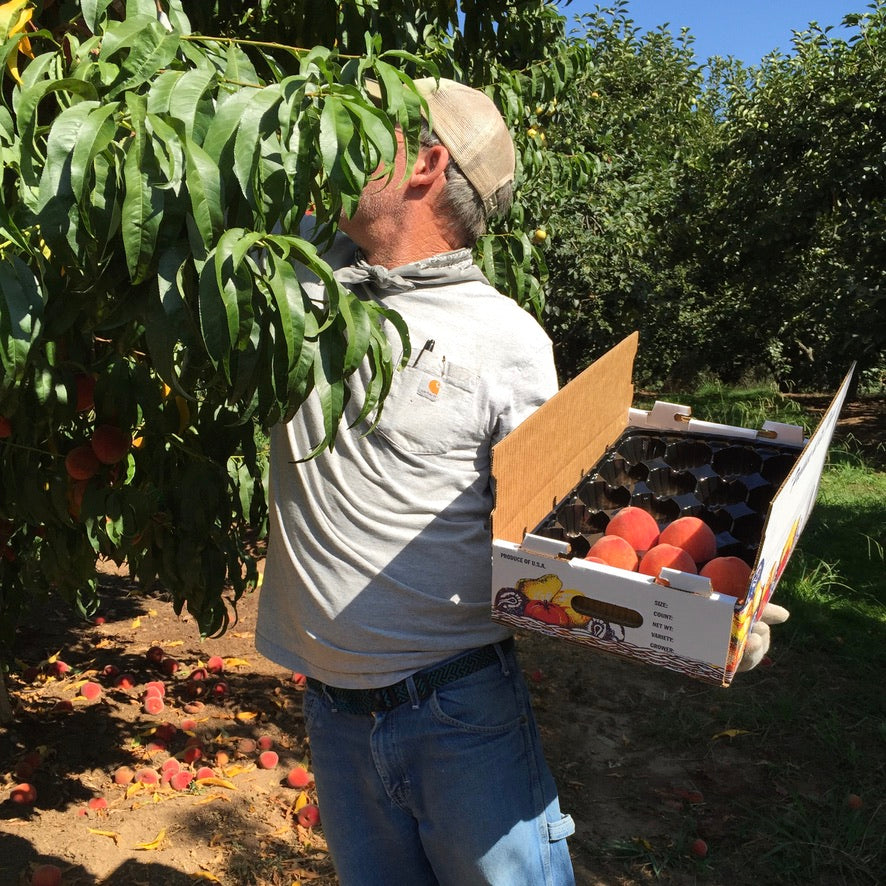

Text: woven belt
xmin=306 ymin=637 xmax=513 ymax=715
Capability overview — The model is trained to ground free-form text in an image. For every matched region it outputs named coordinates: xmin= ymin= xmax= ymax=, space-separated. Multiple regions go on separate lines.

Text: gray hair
xmin=419 ymin=123 xmax=513 ymax=247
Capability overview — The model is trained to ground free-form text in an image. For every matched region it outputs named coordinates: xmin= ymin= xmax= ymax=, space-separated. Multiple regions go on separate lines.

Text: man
xmin=255 ymin=78 xmax=576 ymax=885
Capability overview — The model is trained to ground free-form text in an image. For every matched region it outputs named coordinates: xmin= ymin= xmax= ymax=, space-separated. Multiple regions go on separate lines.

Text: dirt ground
xmin=1 ymin=395 xmax=883 ymax=886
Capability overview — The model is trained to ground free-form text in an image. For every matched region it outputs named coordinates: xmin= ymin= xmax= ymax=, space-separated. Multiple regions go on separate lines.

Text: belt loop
xmin=493 ymin=640 xmax=511 ymax=676
xmin=405 ymin=675 xmax=420 ymax=709
xmin=321 ymin=684 xmax=339 ymax=713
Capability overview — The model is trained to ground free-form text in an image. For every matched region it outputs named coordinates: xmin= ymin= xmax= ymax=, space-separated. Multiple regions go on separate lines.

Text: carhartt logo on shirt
xmin=418 ymin=378 xmax=441 ymax=401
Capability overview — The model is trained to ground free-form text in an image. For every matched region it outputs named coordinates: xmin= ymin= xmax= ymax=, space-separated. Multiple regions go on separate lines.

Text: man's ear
xmin=409 ymin=143 xmax=450 ymax=187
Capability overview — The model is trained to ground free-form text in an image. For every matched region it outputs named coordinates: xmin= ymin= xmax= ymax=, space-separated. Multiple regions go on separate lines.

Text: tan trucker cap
xmin=366 ymin=77 xmax=516 ymax=218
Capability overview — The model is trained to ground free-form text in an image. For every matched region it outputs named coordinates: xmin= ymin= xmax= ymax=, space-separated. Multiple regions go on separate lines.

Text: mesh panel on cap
xmin=412 ymin=78 xmax=515 ymax=216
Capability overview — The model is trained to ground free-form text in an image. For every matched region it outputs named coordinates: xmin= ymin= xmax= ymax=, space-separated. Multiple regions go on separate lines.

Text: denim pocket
xmin=429 ymin=663 xmax=527 ymax=734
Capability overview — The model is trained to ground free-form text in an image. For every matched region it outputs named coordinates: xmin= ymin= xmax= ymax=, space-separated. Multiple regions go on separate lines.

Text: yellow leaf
xmin=87 ymin=828 xmax=120 ymax=843
xmin=194 ymin=793 xmax=231 ymax=806
xmin=224 ymin=657 xmax=250 ymax=668
xmin=196 ymin=777 xmax=237 ymax=790
xmin=293 ymin=791 xmax=309 ymax=812
xmin=125 ymin=782 xmax=146 ymax=799
xmin=131 ymin=617 xmax=141 ymax=629
xmin=712 ymin=728 xmax=753 ymax=740
xmin=135 ymin=828 xmax=167 ymax=851
xmin=235 ymin=711 xmax=259 ymax=721
xmin=190 ymin=872 xmax=223 ymax=882
xmin=219 ymin=764 xmax=251 ymax=778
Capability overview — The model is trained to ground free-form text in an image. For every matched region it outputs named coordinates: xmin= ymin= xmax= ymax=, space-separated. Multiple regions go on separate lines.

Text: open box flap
xmin=491 ymin=332 xmax=639 ymax=544
xmin=740 ymin=362 xmax=856 ymax=622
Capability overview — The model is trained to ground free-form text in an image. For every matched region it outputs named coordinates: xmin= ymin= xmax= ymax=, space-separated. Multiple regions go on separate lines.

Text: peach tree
xmin=0 ymin=0 xmax=594 ymax=710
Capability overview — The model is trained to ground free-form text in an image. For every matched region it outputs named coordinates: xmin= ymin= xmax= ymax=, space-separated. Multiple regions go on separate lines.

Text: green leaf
xmin=0 ymin=257 xmax=43 ymax=390
xmin=121 ymin=99 xmax=164 ymax=284
xmin=233 ymin=85 xmax=283 ymax=200
xmin=184 ymin=137 xmax=224 ymax=246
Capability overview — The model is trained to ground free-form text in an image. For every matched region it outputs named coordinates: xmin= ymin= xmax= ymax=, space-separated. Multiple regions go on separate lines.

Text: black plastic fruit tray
xmin=532 ymin=428 xmax=802 ymax=566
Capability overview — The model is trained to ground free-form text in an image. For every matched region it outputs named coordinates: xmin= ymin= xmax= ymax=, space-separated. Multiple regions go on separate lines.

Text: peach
xmin=10 ymin=782 xmax=37 ymax=804
xmin=659 ymin=517 xmax=717 ymax=565
xmin=258 ymin=750 xmax=279 ymax=770
xmin=159 ymin=657 xmax=180 ymax=676
xmin=87 ymin=796 xmax=108 ymax=811
xmin=154 ymin=722 xmax=177 ymax=743
xmin=604 ymin=507 xmax=660 ymax=552
xmin=583 ymin=556 xmax=606 ymax=565
xmin=31 ymin=864 xmax=62 ymax=886
xmin=0 ymin=415 xmax=11 ymax=438
xmin=114 ymin=673 xmax=136 ymax=689
xmin=161 ymin=758 xmax=181 ymax=775
xmin=196 ymin=766 xmax=215 ymax=780
xmin=135 ymin=768 xmax=159 ymax=785
xmin=90 ymin=424 xmax=132 ymax=465
xmin=215 ymin=750 xmax=230 ymax=767
xmin=170 ymin=771 xmax=193 ymax=791
xmin=183 ymin=745 xmax=203 ymax=764
xmin=146 ymin=645 xmax=165 ymax=665
xmin=113 ymin=766 xmax=135 ymax=785
xmin=700 ymin=556 xmax=752 ymax=604
xmin=206 ymin=655 xmax=225 ymax=673
xmin=237 ymin=738 xmax=257 ymax=755
xmin=80 ymin=682 xmax=102 ymax=701
xmin=74 ymin=373 xmax=96 ymax=412
xmin=586 ymin=535 xmax=638 ymax=571
xmin=296 ymin=803 xmax=320 ymax=828
xmin=144 ymin=680 xmax=166 ymax=697
xmin=64 ymin=444 xmax=100 ymax=480
xmin=285 ymin=766 xmax=313 ymax=789
xmin=142 ymin=695 xmax=164 ymax=715
xmin=638 ymin=544 xmax=697 ymax=578
xmin=257 ymin=735 xmax=274 ymax=751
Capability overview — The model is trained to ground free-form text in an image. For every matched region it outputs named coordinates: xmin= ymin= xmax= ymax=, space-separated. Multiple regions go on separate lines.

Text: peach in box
xmin=605 ymin=506 xmax=660 ymax=553
xmin=658 ymin=517 xmax=716 ymax=565
xmin=585 ymin=535 xmax=638 ymax=571
xmin=639 ymin=543 xmax=697 ymax=578
xmin=700 ymin=556 xmax=752 ymax=604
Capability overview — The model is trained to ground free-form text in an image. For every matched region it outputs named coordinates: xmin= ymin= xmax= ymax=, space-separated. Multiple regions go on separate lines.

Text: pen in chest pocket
xmin=413 ymin=339 xmax=435 ymax=366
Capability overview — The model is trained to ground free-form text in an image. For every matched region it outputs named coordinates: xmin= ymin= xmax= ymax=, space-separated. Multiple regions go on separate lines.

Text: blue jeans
xmin=302 ymin=641 xmax=576 ymax=886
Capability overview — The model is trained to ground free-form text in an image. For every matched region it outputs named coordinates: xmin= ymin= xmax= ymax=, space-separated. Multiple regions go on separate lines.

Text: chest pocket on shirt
xmin=372 ymin=357 xmax=484 ymax=456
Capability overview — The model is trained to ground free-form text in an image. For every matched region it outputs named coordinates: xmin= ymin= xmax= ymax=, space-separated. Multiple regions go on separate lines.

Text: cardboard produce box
xmin=490 ymin=332 xmax=853 ymax=685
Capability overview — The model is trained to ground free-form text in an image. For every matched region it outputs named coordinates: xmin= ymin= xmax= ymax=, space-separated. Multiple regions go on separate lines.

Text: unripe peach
xmin=605 ymin=507 xmax=660 ymax=553
xmin=639 ymin=544 xmax=697 ymax=579
xmin=659 ymin=517 xmax=717 ymax=565
xmin=0 ymin=415 xmax=11 ymax=438
xmin=700 ymin=556 xmax=752 ymax=604
xmin=586 ymin=535 xmax=638 ymax=571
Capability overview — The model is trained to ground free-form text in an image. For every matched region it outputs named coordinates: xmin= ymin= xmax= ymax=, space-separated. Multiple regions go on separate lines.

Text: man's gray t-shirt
xmin=254 ymin=236 xmax=558 ymax=688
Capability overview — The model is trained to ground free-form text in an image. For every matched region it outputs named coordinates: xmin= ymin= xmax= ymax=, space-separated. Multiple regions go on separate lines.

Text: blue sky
xmin=557 ymin=1 xmax=862 ymax=64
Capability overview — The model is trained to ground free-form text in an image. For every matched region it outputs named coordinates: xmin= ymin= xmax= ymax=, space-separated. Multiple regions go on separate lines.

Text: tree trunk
xmin=0 ymin=668 xmax=14 ymax=725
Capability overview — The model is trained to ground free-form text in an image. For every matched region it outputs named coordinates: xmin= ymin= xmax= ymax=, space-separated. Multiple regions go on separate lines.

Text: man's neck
xmin=342 ymin=207 xmax=463 ymax=269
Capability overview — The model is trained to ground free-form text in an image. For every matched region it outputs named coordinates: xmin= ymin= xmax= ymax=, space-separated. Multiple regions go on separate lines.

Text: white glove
xmin=737 ymin=603 xmax=790 ymax=672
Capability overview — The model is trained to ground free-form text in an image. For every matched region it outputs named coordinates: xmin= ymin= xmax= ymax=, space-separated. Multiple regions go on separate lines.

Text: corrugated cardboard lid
xmin=491 ymin=332 xmax=639 ymax=544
